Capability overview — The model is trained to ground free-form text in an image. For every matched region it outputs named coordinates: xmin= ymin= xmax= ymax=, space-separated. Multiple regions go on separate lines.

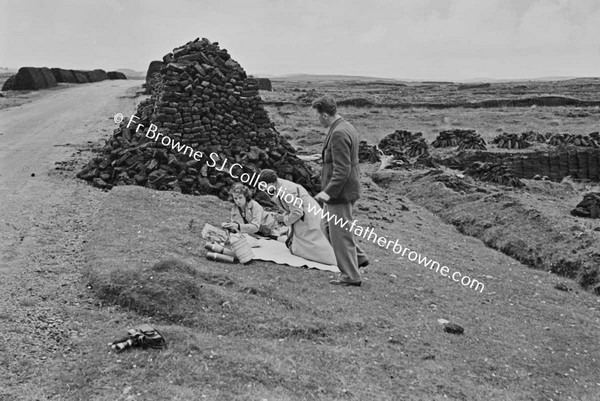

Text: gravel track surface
xmin=0 ymin=80 xmax=141 ymax=396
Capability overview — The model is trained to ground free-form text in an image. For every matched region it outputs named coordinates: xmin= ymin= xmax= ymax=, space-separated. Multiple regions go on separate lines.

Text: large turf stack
xmin=146 ymin=60 xmax=166 ymax=94
xmin=545 ymin=132 xmax=599 ymax=148
xmin=379 ymin=130 xmax=422 ymax=157
xmin=570 ymin=193 xmax=600 ymax=218
xmin=548 ymin=133 xmax=573 ymax=146
xmin=51 ymin=68 xmax=78 ymax=83
xmin=521 ymin=131 xmax=547 ymax=144
xmin=84 ymin=69 xmax=109 ymax=82
xmin=457 ymin=131 xmax=487 ymax=150
xmin=6 ymin=67 xmax=57 ymax=90
xmin=256 ymin=78 xmax=272 ymax=91
xmin=358 ymin=141 xmax=380 ymax=163
xmin=107 ymin=71 xmax=127 ymax=80
xmin=465 ymin=161 xmax=525 ymax=188
xmin=566 ymin=134 xmax=599 ymax=148
xmin=72 ymin=71 xmax=90 ymax=83
xmin=78 ymin=37 xmax=318 ymax=198
xmin=2 ymin=67 xmax=120 ymax=91
xmin=405 ymin=138 xmax=430 ymax=157
xmin=1 ymin=76 xmax=15 ymax=91
xmin=492 ymin=132 xmax=532 ymax=149
xmin=431 ymin=129 xmax=475 ymax=148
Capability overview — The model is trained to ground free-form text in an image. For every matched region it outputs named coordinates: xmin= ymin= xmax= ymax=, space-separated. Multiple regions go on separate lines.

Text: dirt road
xmin=0 ymin=80 xmax=142 ymax=397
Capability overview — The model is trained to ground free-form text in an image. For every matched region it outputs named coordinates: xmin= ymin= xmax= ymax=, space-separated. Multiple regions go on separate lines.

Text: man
xmin=312 ymin=95 xmax=369 ymax=287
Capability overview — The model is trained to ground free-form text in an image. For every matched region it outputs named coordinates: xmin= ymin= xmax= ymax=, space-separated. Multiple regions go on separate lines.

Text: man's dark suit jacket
xmin=321 ymin=117 xmax=360 ymax=204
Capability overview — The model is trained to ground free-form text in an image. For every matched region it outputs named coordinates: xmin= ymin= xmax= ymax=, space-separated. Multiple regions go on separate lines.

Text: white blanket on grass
xmin=251 ymin=238 xmax=339 ymax=273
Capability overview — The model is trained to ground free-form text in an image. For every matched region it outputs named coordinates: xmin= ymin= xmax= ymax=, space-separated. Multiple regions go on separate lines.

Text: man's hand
xmin=314 ymin=191 xmax=330 ymax=203
xmin=221 ymin=222 xmax=239 ymax=232
xmin=275 ymin=214 xmax=285 ymax=223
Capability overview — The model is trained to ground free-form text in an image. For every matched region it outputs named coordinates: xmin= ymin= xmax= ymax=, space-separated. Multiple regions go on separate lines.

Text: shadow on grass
xmin=87 ymin=257 xmax=358 ymax=343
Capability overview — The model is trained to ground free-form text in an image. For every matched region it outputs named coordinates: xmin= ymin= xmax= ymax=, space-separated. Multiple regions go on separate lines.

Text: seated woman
xmin=221 ymin=183 xmax=278 ymax=237
xmin=258 ymin=169 xmax=337 ymax=266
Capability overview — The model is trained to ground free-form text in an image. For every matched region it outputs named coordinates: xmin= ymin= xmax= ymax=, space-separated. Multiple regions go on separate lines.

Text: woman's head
xmin=230 ymin=183 xmax=252 ymax=207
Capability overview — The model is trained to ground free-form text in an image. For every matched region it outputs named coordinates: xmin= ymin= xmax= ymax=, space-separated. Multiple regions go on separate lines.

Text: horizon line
xmin=2 ymin=66 xmax=598 ymax=83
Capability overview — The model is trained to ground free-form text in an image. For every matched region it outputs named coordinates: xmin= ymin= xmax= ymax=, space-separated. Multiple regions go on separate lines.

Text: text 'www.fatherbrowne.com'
xmin=116 ymin=113 xmax=484 ymax=293
xmin=307 ymin=203 xmax=485 ymax=293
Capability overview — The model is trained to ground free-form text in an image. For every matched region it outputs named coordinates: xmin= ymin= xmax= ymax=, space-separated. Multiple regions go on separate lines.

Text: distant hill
xmin=272 ymin=73 xmax=403 ymax=83
xmin=116 ymin=68 xmax=145 ymax=79
xmin=268 ymin=73 xmax=600 ymax=84
xmin=457 ymin=76 xmax=581 ymax=83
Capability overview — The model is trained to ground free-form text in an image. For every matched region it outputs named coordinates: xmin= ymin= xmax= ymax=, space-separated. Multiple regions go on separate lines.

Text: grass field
xmin=75 ymin=182 xmax=600 ymax=400
xmin=3 ymin=77 xmax=600 ymax=400
xmin=75 ymin=79 xmax=600 ymax=400
xmin=262 ymin=79 xmax=600 ymax=154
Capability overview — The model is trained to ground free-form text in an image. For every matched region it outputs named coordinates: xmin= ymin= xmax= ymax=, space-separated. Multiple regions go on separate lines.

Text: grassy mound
xmin=82 ymin=186 xmax=356 ymax=339
xmin=88 ymin=258 xmax=230 ymax=326
xmin=74 ymin=180 xmax=600 ymax=399
xmin=373 ymin=168 xmax=600 ymax=294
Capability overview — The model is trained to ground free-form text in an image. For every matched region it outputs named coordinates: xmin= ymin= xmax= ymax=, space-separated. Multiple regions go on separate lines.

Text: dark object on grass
xmin=110 ymin=323 xmax=167 ymax=352
xmin=431 ymin=129 xmax=475 ymax=148
xmin=443 ymin=323 xmax=464 ymax=335
xmin=492 ymin=132 xmax=533 ymax=149
xmin=256 ymin=78 xmax=272 ymax=91
xmin=358 ymin=140 xmax=381 ymax=163
xmin=547 ymin=133 xmax=573 ymax=146
xmin=457 ymin=131 xmax=487 ymax=151
xmin=206 ymin=252 xmax=235 ymax=263
xmin=457 ymin=82 xmax=491 ymax=90
xmin=554 ymin=283 xmax=571 ymax=292
xmin=570 ymin=192 xmax=600 ymax=218
xmin=406 ymin=138 xmax=430 ymax=157
xmin=337 ymin=97 xmax=374 ymax=107
xmin=205 ymin=242 xmax=236 ymax=257
xmin=565 ymin=134 xmax=600 ymax=148
xmin=379 ymin=130 xmax=422 ymax=157
xmin=465 ymin=161 xmax=525 ymax=188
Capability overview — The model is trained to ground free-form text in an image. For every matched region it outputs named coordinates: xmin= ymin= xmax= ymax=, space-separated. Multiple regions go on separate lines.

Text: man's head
xmin=312 ymin=95 xmax=338 ymax=128
xmin=259 ymin=169 xmax=279 ymax=196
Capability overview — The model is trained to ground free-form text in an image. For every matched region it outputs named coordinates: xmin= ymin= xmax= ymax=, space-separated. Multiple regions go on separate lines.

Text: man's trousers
xmin=320 ymin=201 xmax=368 ymax=281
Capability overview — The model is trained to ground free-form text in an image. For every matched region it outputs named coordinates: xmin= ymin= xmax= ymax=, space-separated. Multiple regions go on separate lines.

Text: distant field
xmin=262 ymin=78 xmax=600 ymax=155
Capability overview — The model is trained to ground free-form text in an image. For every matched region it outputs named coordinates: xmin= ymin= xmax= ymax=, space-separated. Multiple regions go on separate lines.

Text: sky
xmin=1 ymin=0 xmax=599 ymax=81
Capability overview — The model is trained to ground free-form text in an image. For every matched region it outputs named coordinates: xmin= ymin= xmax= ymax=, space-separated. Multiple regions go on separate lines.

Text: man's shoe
xmin=329 ymin=279 xmax=362 ymax=287
xmin=358 ymin=260 xmax=369 ymax=268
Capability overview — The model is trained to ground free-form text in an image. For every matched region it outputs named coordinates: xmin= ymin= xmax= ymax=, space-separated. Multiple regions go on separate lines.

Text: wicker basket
xmin=229 ymin=233 xmax=254 ymax=264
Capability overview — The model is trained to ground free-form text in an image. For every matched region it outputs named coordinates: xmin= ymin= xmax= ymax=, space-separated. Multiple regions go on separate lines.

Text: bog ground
xmin=0 ymin=79 xmax=599 ymax=400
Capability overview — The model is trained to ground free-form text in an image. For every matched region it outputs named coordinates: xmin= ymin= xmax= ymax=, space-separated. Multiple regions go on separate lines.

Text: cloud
xmin=517 ymin=0 xmax=600 ymax=50
xmin=1 ymin=0 xmax=598 ymax=79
